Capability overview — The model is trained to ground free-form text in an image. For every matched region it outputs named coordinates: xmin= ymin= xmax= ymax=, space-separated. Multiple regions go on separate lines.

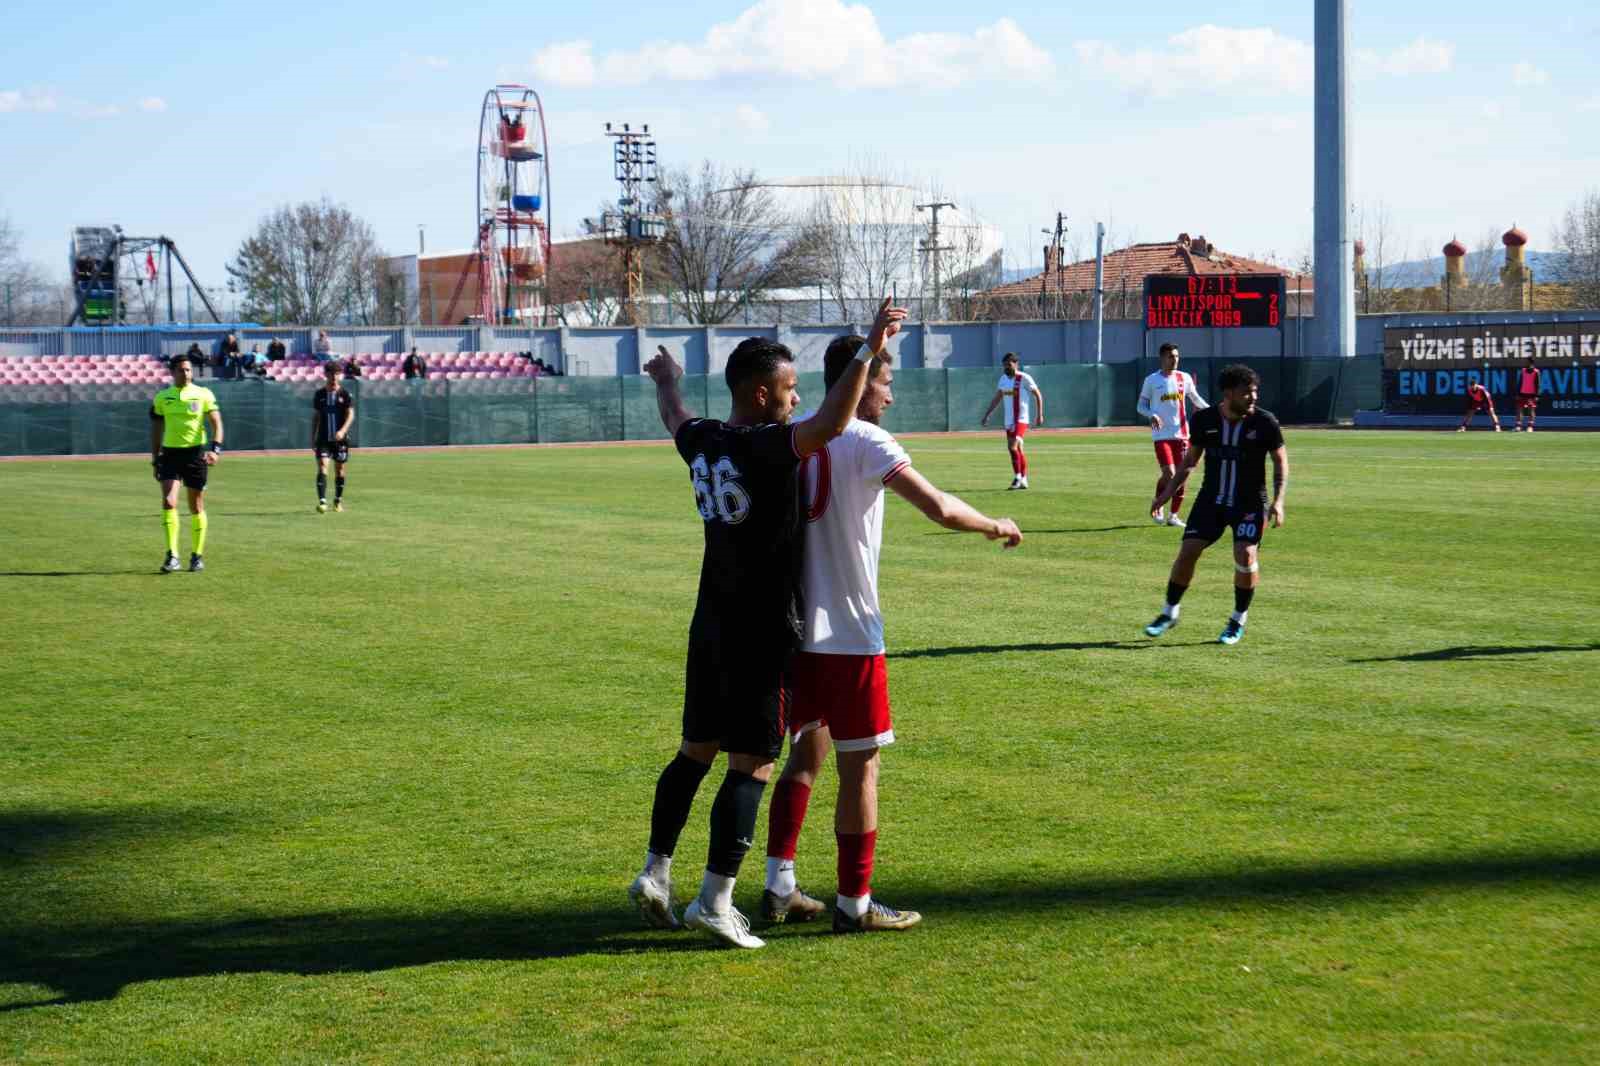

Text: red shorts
xmin=1005 ymin=423 xmax=1028 ymax=441
xmin=789 ymin=652 xmax=894 ymax=752
xmin=1153 ymin=439 xmax=1188 ymax=467
xmin=1517 ymin=395 xmax=1538 ymax=409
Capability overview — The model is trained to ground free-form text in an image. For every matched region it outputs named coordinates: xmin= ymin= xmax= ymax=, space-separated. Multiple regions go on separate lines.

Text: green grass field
xmin=3 ymin=428 xmax=1597 ymax=1064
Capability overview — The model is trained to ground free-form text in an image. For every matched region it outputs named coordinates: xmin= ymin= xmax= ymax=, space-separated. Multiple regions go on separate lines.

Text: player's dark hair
xmin=1002 ymin=351 xmax=1018 ymax=365
xmin=1218 ymin=363 xmax=1260 ymax=393
xmin=725 ymin=337 xmax=794 ymax=393
xmin=1159 ymin=343 xmax=1179 ymax=357
xmin=822 ymin=334 xmax=892 ymax=391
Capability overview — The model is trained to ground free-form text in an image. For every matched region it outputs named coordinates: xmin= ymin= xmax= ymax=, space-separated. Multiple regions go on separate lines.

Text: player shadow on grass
xmin=5 ymin=842 xmax=1599 ymax=1011
xmin=1349 ymin=643 xmax=1600 ymax=663
xmin=924 ymin=524 xmax=1146 ymax=536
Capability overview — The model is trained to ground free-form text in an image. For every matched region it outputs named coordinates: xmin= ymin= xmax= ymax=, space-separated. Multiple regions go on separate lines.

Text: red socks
xmin=765 ymin=779 xmax=811 ymax=861
xmin=836 ymin=829 xmax=877 ymax=898
xmin=1017 ymin=449 xmax=1028 ymax=476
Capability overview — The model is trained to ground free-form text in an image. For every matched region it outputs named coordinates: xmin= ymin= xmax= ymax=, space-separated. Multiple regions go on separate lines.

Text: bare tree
xmin=805 ymin=169 xmax=921 ymax=320
xmin=0 ymin=211 xmax=64 ymax=325
xmin=651 ymin=162 xmax=815 ymax=325
xmin=226 ymin=199 xmax=391 ymax=324
xmin=1555 ymin=189 xmax=1600 ymax=308
xmin=1354 ymin=200 xmax=1405 ymax=313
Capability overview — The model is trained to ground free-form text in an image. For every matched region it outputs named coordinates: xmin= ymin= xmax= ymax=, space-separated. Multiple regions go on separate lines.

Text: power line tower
xmin=1039 ymin=211 xmax=1067 ymax=318
xmin=915 ymin=200 xmax=955 ymax=321
xmin=600 ymin=122 xmax=665 ymax=325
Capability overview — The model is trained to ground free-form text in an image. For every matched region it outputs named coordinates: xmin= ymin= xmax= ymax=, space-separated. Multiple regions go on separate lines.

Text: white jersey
xmin=1136 ymin=370 xmax=1208 ymax=442
xmin=997 ymin=371 xmax=1038 ymax=429
xmin=796 ymin=414 xmax=911 ymax=656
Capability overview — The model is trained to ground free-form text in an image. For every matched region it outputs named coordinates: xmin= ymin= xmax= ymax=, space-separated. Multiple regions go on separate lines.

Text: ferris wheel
xmin=474 ymin=84 xmax=552 ymax=325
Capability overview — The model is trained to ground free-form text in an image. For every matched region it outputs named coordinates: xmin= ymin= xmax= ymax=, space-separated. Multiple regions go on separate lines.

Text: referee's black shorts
xmin=682 ymin=628 xmax=793 ymax=760
xmin=314 ymin=439 xmax=352 ymax=463
xmin=156 ymin=446 xmax=209 ymax=491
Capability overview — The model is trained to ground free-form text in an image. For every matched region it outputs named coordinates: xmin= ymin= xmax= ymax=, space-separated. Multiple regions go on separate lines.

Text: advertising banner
xmin=1382 ymin=322 xmax=1600 ymax=415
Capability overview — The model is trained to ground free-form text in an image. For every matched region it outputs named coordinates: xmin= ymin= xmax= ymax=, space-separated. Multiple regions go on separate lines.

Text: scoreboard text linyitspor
xmin=1144 ymin=275 xmax=1284 ymax=329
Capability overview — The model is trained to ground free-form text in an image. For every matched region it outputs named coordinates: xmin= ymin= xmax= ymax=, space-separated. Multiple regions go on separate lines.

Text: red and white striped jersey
xmin=1137 ymin=370 xmax=1208 ymax=442
xmin=796 ymin=414 xmax=911 ymax=655
xmin=997 ymin=371 xmax=1038 ymax=430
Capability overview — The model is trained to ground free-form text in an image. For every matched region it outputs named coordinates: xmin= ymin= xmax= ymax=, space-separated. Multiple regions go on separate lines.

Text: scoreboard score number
xmin=1144 ymin=274 xmax=1285 ymax=330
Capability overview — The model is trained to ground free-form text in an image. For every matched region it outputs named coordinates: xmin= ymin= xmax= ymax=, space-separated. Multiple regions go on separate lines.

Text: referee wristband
xmin=209 ymin=443 xmax=223 ymax=454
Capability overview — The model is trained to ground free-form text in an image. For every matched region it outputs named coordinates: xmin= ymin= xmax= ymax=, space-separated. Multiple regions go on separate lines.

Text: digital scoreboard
xmin=1143 ymin=274 xmax=1285 ymax=330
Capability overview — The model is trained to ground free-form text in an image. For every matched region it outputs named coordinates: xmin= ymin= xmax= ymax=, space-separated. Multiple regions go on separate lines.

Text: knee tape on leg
xmin=1235 ymin=561 xmax=1259 ymax=575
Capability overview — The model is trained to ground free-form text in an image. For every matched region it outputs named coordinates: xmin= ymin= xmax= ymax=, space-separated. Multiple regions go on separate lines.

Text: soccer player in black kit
xmin=311 ymin=361 xmax=355 ymax=512
xmin=630 ymin=297 xmax=907 ymax=949
xmin=1144 ymin=364 xmax=1289 ymax=646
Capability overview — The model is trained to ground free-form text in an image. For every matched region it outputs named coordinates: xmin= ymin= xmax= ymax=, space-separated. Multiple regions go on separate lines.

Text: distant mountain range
xmin=1368 ymin=250 xmax=1572 ymax=289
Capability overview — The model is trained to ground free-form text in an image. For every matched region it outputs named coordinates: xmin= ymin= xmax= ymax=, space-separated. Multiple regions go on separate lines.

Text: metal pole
xmin=1313 ymin=0 xmax=1355 ymax=358
xmin=1093 ymin=222 xmax=1106 ymax=364
xmin=165 ymin=242 xmax=175 ymax=324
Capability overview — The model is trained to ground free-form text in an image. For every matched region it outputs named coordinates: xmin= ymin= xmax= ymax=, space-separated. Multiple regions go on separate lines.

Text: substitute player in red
xmin=1143 ymin=364 xmax=1287 ymax=646
xmin=1514 ymin=358 xmax=1540 ymax=432
xmin=979 ymin=352 xmax=1044 ymax=489
xmin=761 ymin=334 xmax=1022 ymax=933
xmin=1136 ymin=343 xmax=1209 ymax=527
xmin=1458 ymin=379 xmax=1501 ymax=432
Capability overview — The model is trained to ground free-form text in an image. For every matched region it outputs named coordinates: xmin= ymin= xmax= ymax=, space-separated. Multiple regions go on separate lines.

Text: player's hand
xmin=151 ymin=455 xmax=162 ymax=480
xmin=989 ymin=518 xmax=1022 ymax=548
xmin=644 ymin=345 xmax=683 ymax=385
xmin=204 ymin=451 xmax=219 ymax=466
xmin=335 ymin=431 xmax=346 ymax=442
xmin=865 ymin=297 xmax=909 ymax=355
xmin=1269 ymin=501 xmax=1284 ymax=528
xmin=980 ymin=416 xmax=989 ymax=427
xmin=1150 ymin=416 xmax=1162 ymax=430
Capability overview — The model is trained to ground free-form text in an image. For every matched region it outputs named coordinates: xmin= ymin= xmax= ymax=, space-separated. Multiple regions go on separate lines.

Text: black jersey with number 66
xmin=673 ymin=417 xmax=807 ymax=647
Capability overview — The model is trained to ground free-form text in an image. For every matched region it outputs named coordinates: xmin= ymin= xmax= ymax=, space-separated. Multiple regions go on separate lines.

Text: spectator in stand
xmin=184 ymin=343 xmax=206 ymax=379
xmin=219 ymin=332 xmax=242 ymax=379
xmin=244 ymin=344 xmax=271 ymax=377
xmin=314 ymin=330 xmax=334 ymax=364
xmin=341 ymin=356 xmax=363 ymax=380
xmin=402 ymin=347 xmax=429 ymax=380
xmin=266 ymin=336 xmax=287 ymax=362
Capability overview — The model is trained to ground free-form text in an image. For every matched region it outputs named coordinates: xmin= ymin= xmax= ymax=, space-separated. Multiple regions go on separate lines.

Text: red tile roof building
xmin=976 ymin=233 xmax=1313 ymax=320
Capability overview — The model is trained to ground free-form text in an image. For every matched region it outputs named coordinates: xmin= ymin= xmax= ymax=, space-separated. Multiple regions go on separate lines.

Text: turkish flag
xmin=145 ymin=250 xmax=158 ymax=281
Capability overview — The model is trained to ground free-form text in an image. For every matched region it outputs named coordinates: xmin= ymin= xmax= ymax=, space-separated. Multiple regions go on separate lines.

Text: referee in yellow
xmin=150 ymin=353 xmax=223 ymax=572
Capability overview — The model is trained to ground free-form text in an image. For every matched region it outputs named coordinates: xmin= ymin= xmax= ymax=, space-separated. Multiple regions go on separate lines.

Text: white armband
xmin=854 ymin=340 xmax=879 ymax=364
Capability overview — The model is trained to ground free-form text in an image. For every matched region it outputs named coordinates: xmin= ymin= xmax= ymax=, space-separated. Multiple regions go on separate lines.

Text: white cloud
xmin=137 ymin=96 xmax=167 ymax=113
xmin=1356 ymin=37 xmax=1454 ymax=77
xmin=1511 ymin=61 xmax=1548 ymax=87
xmin=0 ymin=88 xmax=58 ymax=113
xmin=1581 ymin=94 xmax=1600 ymax=113
xmin=1481 ymin=100 xmax=1504 ymax=120
xmin=735 ymin=104 xmax=770 ymax=133
xmin=532 ymin=1 xmax=1051 ymax=90
xmin=1076 ymin=27 xmax=1454 ymax=98
xmin=419 ymin=55 xmax=450 ymax=70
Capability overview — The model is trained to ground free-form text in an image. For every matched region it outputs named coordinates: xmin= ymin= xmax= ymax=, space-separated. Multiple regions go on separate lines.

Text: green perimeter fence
xmin=0 ymin=357 xmax=1382 ymax=457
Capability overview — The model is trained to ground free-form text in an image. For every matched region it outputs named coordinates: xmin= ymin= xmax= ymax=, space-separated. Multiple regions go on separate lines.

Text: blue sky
xmin=3 ymin=0 xmax=1597 ymax=288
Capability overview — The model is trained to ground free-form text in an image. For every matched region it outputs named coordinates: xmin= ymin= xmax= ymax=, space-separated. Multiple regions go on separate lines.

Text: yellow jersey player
xmin=149 ymin=354 xmax=223 ymax=572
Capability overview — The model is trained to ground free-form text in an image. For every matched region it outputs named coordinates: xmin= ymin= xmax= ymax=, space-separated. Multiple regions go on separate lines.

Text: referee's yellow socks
xmin=162 ymin=510 xmax=179 ymax=555
xmin=191 ymin=512 xmax=208 ymax=556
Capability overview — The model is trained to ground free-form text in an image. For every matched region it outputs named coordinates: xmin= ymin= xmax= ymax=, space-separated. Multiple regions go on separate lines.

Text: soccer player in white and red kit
xmin=980 ymin=352 xmax=1044 ymax=489
xmin=1136 ymin=343 xmax=1209 ymax=527
xmin=761 ymin=335 xmax=1022 ymax=933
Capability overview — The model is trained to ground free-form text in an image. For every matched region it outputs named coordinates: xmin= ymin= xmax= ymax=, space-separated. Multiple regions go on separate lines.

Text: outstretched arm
xmin=793 ymin=297 xmax=906 ymax=457
xmin=644 ymin=346 xmax=694 ymax=436
xmin=1152 ymin=441 xmax=1204 ymax=509
xmin=980 ymin=391 xmax=1003 ymax=426
xmin=888 ymin=466 xmax=1021 ymax=547
xmin=1268 ymin=445 xmax=1288 ymax=527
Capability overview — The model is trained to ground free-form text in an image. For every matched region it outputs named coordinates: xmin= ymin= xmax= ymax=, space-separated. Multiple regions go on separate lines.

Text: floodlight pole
xmin=1093 ymin=222 xmax=1106 ymax=364
xmin=1314 ymin=0 xmax=1355 ymax=358
xmin=916 ymin=201 xmax=955 ymax=322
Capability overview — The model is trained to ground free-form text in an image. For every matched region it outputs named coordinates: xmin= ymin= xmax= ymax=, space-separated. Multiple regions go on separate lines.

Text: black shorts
xmin=682 ymin=631 xmax=793 ymax=760
xmin=1182 ymin=495 xmax=1267 ymax=547
xmin=156 ymin=447 xmax=209 ymax=491
xmin=314 ymin=439 xmax=352 ymax=463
